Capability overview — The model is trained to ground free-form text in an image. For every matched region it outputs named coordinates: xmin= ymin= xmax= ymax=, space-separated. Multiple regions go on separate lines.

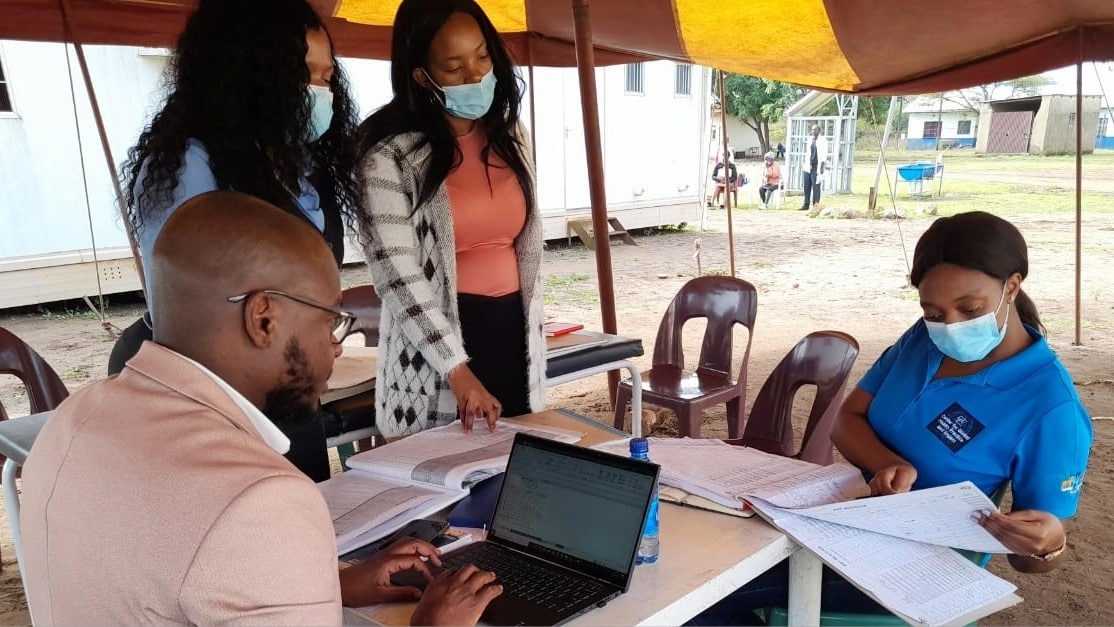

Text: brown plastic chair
xmin=0 ymin=327 xmax=69 ymax=569
xmin=727 ymin=330 xmax=859 ymax=465
xmin=323 ymin=285 xmax=383 ymax=457
xmin=0 ymin=327 xmax=69 ymax=422
xmin=613 ymin=276 xmax=758 ymax=438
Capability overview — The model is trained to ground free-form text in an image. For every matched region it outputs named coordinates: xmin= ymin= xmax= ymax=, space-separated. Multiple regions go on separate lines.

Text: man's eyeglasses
xmin=227 ymin=289 xmax=356 ymax=344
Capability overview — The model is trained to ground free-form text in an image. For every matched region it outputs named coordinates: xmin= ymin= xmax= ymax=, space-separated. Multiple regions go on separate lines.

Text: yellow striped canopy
xmin=4 ymin=0 xmax=1114 ymax=94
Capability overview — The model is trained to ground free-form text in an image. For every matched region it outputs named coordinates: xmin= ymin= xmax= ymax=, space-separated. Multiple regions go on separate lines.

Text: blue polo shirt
xmin=859 ymin=320 xmax=1092 ymax=518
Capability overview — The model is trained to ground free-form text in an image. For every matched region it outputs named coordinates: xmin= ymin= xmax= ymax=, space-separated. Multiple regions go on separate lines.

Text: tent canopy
xmin=4 ymin=0 xmax=1114 ymax=94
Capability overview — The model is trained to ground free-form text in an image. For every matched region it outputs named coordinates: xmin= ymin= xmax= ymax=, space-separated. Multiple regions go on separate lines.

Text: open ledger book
xmin=319 ymin=421 xmax=583 ymax=555
xmin=594 ymin=437 xmax=869 ymax=517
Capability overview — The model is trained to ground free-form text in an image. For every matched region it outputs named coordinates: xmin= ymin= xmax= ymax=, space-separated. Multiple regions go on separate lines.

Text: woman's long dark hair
xmin=355 ymin=0 xmax=533 ymax=214
xmin=910 ymin=211 xmax=1045 ymax=334
xmin=123 ymin=0 xmax=362 ymax=236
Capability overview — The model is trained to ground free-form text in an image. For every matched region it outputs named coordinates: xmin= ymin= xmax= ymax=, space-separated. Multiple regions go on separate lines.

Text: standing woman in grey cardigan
xmin=355 ymin=0 xmax=545 ymax=439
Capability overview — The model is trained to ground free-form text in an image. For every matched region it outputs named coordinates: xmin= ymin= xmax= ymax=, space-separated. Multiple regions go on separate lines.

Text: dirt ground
xmin=0 ymin=207 xmax=1111 ymax=625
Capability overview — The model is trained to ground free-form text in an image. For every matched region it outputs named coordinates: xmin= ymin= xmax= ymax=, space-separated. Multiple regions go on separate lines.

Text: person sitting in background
xmin=711 ymin=159 xmax=738 ymax=209
xmin=21 ymin=192 xmax=501 ymax=627
xmin=758 ymin=151 xmax=781 ymax=209
xmin=688 ymin=211 xmax=1092 ymax=625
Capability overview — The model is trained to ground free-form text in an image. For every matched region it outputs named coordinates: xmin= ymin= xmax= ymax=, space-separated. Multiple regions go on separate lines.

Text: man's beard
xmin=262 ymin=338 xmax=320 ymax=432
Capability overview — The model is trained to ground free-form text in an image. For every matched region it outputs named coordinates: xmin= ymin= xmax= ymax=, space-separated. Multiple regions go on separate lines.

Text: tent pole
xmin=58 ymin=0 xmax=146 ymax=299
xmin=1074 ymin=57 xmax=1083 ymax=346
xmin=717 ymin=70 xmax=736 ymax=277
xmin=526 ymin=38 xmax=538 ymax=162
xmin=870 ymin=96 xmax=898 ymax=213
xmin=571 ymin=0 xmax=620 ymax=405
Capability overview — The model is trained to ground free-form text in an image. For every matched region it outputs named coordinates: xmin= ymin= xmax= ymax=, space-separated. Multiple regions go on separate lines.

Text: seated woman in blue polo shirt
xmin=688 ymin=211 xmax=1091 ymax=626
xmin=833 ymin=210 xmax=1092 ymax=573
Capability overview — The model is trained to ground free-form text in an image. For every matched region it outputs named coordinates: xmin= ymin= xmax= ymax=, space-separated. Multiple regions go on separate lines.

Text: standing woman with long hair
xmin=110 ymin=0 xmax=363 ymax=480
xmin=357 ymin=0 xmax=545 ymax=438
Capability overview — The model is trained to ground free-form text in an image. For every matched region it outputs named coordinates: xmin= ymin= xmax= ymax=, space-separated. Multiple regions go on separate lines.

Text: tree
xmin=719 ymin=73 xmax=805 ymax=154
xmin=940 ymin=75 xmax=1055 ymax=112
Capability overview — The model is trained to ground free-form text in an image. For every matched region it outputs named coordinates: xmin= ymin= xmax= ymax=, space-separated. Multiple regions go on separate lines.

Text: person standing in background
xmin=800 ymin=125 xmax=827 ymax=211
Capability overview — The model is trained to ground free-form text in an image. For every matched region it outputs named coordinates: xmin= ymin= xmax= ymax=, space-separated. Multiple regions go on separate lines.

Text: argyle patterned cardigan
xmin=359 ymin=131 xmax=546 ymax=438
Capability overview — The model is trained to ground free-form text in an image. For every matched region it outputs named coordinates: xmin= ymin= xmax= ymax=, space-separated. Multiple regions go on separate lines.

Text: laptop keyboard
xmin=443 ymin=544 xmax=607 ymax=613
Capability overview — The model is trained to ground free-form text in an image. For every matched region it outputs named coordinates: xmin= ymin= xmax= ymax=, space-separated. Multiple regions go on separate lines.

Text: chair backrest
xmin=737 ymin=330 xmax=859 ymax=465
xmin=0 ymin=327 xmax=69 ymax=420
xmin=651 ymin=276 xmax=758 ymax=378
xmin=341 ymin=285 xmax=382 ymax=347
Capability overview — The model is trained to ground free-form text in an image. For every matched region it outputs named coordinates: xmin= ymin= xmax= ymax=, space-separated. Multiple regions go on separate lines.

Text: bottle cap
xmin=629 ymin=438 xmax=649 ymax=455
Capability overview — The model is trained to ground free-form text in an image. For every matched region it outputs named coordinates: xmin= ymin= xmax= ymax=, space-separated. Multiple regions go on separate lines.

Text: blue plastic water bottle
xmin=630 ymin=438 xmax=660 ymax=564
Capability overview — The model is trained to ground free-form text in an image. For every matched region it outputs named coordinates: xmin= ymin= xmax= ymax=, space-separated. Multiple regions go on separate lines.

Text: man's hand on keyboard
xmin=411 ymin=564 xmax=504 ymax=626
xmin=338 ymin=538 xmax=443 ymax=606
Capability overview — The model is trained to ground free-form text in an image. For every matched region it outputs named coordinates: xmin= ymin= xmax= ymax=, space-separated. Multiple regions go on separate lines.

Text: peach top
xmin=446 ymin=126 xmax=527 ymax=297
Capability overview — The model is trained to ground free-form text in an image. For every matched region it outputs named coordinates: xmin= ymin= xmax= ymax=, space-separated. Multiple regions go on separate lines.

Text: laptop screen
xmin=489 ymin=433 xmax=659 ymax=588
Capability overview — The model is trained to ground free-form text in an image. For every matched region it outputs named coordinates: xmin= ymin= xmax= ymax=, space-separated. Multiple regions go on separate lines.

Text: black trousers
xmin=801 ymin=170 xmax=822 ymax=208
xmin=107 ymin=314 xmax=331 ymax=482
xmin=457 ymin=292 xmax=530 ymax=417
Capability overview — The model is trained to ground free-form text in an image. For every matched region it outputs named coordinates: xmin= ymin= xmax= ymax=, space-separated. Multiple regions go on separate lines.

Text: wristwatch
xmin=1028 ymin=539 xmax=1067 ymax=562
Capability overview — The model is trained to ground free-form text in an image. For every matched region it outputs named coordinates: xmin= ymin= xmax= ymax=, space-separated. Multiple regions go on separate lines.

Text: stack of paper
xmin=319 ymin=420 xmax=583 ymax=555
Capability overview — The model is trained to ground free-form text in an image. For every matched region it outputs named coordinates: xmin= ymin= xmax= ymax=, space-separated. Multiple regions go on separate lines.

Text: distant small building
xmin=903 ymin=96 xmax=979 ymax=150
xmin=975 ymin=94 xmax=1101 ymax=155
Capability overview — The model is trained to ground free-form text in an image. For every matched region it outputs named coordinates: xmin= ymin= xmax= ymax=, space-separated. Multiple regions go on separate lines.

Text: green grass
xmin=38 ymin=306 xmax=99 ymax=321
xmin=544 ymin=272 xmax=598 ymax=306
xmin=811 ymin=149 xmax=1114 ymax=219
xmin=545 ymin=273 xmax=590 ymax=287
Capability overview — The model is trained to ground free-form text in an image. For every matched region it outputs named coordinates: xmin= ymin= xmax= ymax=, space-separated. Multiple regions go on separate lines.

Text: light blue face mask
xmin=307 ymin=84 xmax=334 ymax=142
xmin=924 ymin=286 xmax=1009 ymax=363
xmin=425 ymin=69 xmax=497 ymax=120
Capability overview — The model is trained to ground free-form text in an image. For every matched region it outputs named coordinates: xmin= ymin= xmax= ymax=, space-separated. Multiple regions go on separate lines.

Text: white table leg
xmin=627 ymin=365 xmax=643 ymax=438
xmin=4 ymin=459 xmax=24 ymax=582
xmin=787 ymin=546 xmax=822 ymax=626
xmin=546 ymin=359 xmax=643 ymax=437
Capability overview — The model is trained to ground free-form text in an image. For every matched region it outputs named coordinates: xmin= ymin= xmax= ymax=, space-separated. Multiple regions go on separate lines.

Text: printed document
xmin=792 ymin=481 xmax=1010 ymax=553
xmin=750 ymin=499 xmax=1020 ymax=626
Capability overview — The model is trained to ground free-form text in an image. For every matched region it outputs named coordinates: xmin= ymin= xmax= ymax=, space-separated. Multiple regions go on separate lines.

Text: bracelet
xmin=1028 ymin=538 xmax=1067 ymax=562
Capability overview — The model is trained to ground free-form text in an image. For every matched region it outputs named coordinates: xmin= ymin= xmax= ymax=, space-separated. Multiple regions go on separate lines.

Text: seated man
xmin=21 ymin=191 xmax=501 ymax=626
xmin=711 ymin=159 xmax=739 ymax=208
xmin=758 ymin=151 xmax=782 ymax=209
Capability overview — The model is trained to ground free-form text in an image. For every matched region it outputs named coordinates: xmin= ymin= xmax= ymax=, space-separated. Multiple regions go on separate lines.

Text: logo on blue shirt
xmin=927 ymin=402 xmax=985 ymax=452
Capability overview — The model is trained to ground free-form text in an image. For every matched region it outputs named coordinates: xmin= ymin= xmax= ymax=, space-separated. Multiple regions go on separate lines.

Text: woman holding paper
xmin=833 ymin=210 xmax=1092 ymax=573
xmin=356 ymin=0 xmax=545 ymax=438
xmin=688 ymin=212 xmax=1091 ymax=625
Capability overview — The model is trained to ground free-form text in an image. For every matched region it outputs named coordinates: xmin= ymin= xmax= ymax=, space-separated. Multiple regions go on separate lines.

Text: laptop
xmin=439 ymin=432 xmax=659 ymax=626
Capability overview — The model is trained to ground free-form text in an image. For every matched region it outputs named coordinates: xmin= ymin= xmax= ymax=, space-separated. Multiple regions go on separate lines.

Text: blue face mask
xmin=307 ymin=84 xmax=334 ymax=142
xmin=426 ymin=69 xmax=496 ymax=120
xmin=924 ymin=286 xmax=1009 ymax=363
